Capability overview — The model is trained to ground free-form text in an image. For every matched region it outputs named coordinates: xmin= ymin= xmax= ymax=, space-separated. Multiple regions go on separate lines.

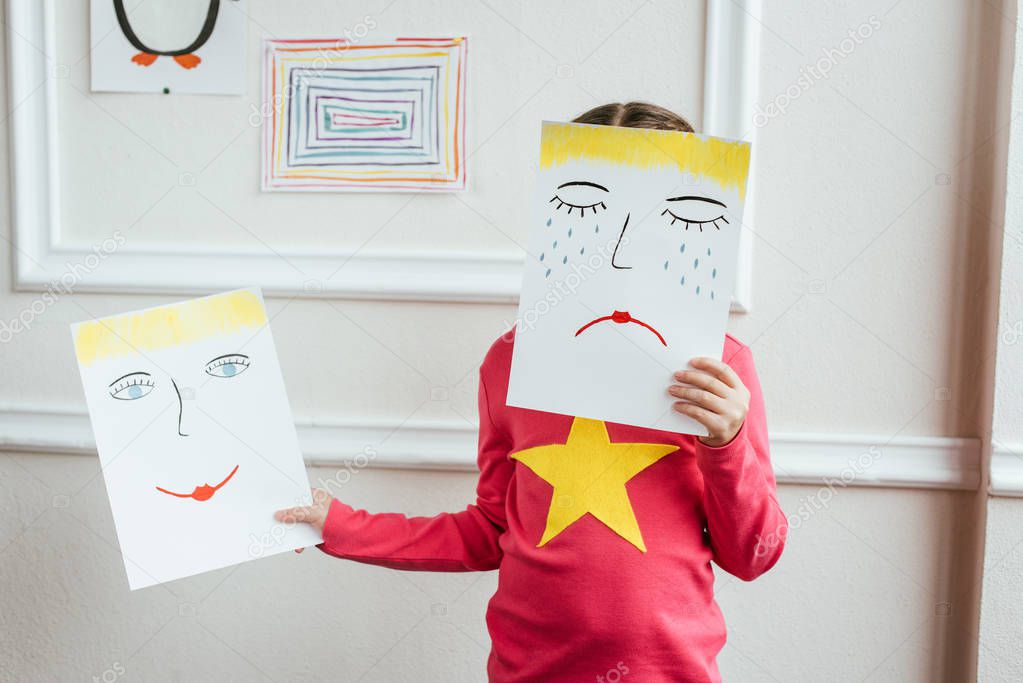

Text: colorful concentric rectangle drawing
xmin=262 ymin=37 xmax=468 ymax=192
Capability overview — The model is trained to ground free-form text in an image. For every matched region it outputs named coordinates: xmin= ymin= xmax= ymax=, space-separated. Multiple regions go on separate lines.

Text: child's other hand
xmin=274 ymin=488 xmax=333 ymax=553
xmin=668 ymin=357 xmax=750 ymax=447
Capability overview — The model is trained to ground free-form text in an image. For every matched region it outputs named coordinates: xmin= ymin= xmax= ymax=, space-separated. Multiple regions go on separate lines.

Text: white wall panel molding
xmin=7 ymin=0 xmax=760 ymax=308
xmin=0 ymin=407 xmax=980 ymax=490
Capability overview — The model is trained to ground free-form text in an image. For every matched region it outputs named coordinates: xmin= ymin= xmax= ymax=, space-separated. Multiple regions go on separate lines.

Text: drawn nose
xmin=171 ymin=378 xmax=190 ymax=437
xmin=611 ymin=213 xmax=633 ymax=270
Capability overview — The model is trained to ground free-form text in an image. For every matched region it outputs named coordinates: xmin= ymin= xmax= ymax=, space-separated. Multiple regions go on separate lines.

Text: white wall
xmin=0 ymin=1 xmax=1014 ymax=681
xmin=0 ymin=452 xmax=978 ymax=682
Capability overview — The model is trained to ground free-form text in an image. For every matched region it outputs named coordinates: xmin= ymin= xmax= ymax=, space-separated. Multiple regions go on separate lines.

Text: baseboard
xmin=0 ymin=408 xmax=981 ymax=491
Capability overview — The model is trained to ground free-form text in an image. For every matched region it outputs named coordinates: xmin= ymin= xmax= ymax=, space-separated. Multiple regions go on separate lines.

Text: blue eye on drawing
xmin=205 ymin=354 xmax=250 ymax=378
xmin=662 ymin=195 xmax=730 ymax=231
xmin=109 ymin=372 xmax=155 ymax=401
xmin=549 ymin=180 xmax=609 ymax=217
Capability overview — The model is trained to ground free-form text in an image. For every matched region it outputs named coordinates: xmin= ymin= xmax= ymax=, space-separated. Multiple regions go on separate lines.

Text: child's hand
xmin=274 ymin=488 xmax=333 ymax=553
xmin=668 ymin=357 xmax=750 ymax=447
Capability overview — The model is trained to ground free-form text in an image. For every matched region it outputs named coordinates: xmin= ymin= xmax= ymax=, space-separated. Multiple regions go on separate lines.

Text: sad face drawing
xmin=507 ymin=122 xmax=751 ymax=434
xmin=73 ymin=289 xmax=320 ymax=589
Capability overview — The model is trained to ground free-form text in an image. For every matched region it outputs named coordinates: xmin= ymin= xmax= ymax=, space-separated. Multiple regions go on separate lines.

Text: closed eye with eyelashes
xmin=549 ymin=195 xmax=607 ymax=216
xmin=661 ymin=209 xmax=729 ymax=231
xmin=546 ymin=183 xmax=730 ymax=227
xmin=662 ymin=195 xmax=729 ymax=231
xmin=549 ymin=180 xmax=609 ymax=217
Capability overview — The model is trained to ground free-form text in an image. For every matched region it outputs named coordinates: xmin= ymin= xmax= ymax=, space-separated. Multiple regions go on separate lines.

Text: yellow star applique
xmin=510 ymin=417 xmax=679 ymax=552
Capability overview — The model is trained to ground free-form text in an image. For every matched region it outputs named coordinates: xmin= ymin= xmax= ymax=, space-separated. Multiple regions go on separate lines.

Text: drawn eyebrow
xmin=206 ymin=353 xmax=250 ymax=364
xmin=557 ymin=181 xmax=609 ymax=192
xmin=666 ymin=196 xmax=726 ymax=208
xmin=108 ymin=371 xmax=151 ymax=388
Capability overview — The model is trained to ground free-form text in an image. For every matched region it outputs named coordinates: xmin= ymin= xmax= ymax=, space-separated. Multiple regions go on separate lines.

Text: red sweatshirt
xmin=319 ymin=331 xmax=786 ymax=682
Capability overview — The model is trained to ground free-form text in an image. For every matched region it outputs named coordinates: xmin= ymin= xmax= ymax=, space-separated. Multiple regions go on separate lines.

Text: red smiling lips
xmin=575 ymin=310 xmax=667 ymax=346
xmin=156 ymin=465 xmax=239 ymax=502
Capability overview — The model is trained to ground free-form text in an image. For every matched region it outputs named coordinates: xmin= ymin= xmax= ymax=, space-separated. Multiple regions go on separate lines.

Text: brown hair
xmin=572 ymin=101 xmax=694 ymax=133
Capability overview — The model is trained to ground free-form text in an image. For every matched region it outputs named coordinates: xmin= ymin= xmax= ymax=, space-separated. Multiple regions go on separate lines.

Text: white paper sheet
xmin=71 ymin=288 xmax=320 ymax=590
xmin=261 ymin=37 xmax=468 ymax=192
xmin=90 ymin=0 xmax=246 ymax=95
xmin=507 ymin=121 xmax=752 ymax=435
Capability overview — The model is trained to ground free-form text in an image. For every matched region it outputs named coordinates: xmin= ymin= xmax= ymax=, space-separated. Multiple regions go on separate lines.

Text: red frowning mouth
xmin=155 ymin=464 xmax=239 ymax=502
xmin=575 ymin=310 xmax=667 ymax=346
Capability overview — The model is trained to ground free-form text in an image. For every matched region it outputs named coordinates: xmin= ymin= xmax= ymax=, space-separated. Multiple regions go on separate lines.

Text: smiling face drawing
xmin=75 ymin=292 xmax=267 ymax=504
xmin=507 ymin=122 xmax=751 ymax=433
xmin=72 ymin=288 xmax=321 ymax=589
xmin=107 ymin=352 xmax=251 ymax=500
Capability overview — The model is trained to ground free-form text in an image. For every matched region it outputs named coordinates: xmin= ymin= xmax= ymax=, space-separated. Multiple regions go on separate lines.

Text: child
xmin=276 ymin=102 xmax=787 ymax=682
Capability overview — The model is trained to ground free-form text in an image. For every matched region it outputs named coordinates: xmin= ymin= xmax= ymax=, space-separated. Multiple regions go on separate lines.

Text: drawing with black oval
xmin=113 ymin=0 xmax=235 ymax=70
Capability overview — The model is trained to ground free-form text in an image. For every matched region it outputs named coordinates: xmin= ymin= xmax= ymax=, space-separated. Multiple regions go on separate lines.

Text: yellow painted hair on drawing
xmin=539 ymin=121 xmax=751 ymax=198
xmin=74 ymin=290 xmax=267 ymax=366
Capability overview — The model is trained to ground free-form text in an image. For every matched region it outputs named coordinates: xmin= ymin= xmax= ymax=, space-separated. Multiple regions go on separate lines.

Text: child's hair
xmin=572 ymin=101 xmax=694 ymax=133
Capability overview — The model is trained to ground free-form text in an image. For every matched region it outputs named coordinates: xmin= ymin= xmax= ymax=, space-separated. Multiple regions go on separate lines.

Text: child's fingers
xmin=673 ymin=401 xmax=724 ymax=433
xmin=667 ymin=385 xmax=727 ymax=413
xmin=274 ymin=505 xmax=318 ymax=524
xmin=673 ymin=369 xmax=730 ymax=398
xmin=688 ymin=357 xmax=741 ymax=388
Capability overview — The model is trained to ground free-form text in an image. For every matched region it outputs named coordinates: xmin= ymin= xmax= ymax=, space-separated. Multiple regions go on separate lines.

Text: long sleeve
xmin=696 ymin=343 xmax=787 ymax=581
xmin=317 ymin=373 xmax=513 ymax=572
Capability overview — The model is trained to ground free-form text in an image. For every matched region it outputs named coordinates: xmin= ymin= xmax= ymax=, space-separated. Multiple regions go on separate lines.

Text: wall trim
xmin=703 ymin=0 xmax=761 ymax=313
xmin=0 ymin=408 xmax=981 ymax=490
xmin=7 ymin=0 xmax=759 ymax=308
xmin=989 ymin=443 xmax=1023 ymax=497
